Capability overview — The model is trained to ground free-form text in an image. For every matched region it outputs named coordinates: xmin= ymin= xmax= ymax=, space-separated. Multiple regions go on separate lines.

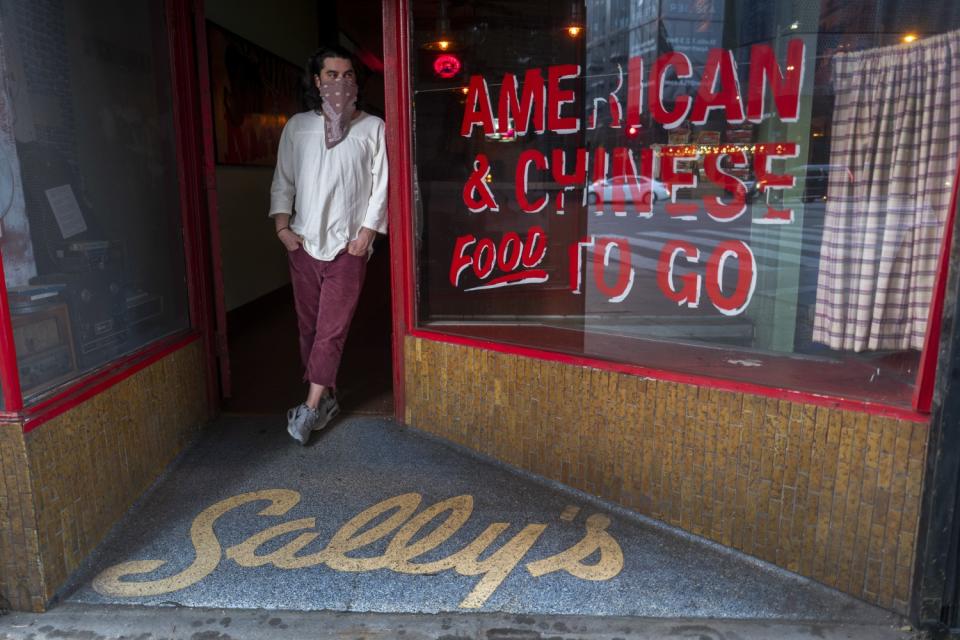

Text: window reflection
xmin=410 ymin=0 xmax=960 ymax=406
xmin=0 ymin=0 xmax=190 ymax=404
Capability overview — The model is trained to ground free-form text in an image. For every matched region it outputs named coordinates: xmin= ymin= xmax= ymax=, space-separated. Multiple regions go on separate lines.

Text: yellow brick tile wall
xmin=0 ymin=341 xmax=208 ymax=611
xmin=0 ymin=421 xmax=44 ymax=611
xmin=405 ymin=336 xmax=928 ymax=614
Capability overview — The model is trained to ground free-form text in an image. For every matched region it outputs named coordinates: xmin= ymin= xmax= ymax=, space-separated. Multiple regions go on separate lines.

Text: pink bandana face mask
xmin=318 ymin=76 xmax=358 ymax=149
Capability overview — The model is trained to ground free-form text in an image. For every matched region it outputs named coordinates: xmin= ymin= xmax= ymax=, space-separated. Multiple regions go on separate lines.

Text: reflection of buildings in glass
xmin=584 ymin=0 xmax=725 ymax=150
xmin=819 ymin=0 xmax=958 ymax=39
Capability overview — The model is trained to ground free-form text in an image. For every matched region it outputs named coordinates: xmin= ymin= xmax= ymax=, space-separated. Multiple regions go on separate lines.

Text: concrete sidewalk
xmin=0 ymin=414 xmax=923 ymax=638
xmin=0 ymin=604 xmax=920 ymax=640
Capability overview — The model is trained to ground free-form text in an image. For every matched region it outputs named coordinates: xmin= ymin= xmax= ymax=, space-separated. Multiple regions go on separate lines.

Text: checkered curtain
xmin=813 ymin=29 xmax=960 ymax=352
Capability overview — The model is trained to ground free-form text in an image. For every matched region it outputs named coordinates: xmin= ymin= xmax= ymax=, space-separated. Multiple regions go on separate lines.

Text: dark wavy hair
xmin=303 ymin=45 xmax=361 ymax=113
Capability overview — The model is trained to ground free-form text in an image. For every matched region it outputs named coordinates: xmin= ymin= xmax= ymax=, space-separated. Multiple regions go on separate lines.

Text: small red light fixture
xmin=433 ymin=53 xmax=462 ymax=79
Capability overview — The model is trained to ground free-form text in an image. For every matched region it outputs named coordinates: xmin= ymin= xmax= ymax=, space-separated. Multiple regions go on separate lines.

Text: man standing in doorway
xmin=269 ymin=46 xmax=388 ymax=445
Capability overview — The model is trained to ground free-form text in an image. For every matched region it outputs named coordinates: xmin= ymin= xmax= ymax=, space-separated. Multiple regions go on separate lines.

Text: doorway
xmin=201 ymin=0 xmax=393 ymax=416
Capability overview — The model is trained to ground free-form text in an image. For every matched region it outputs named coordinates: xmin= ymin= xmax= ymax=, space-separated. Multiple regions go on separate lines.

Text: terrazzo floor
xmin=56 ymin=413 xmax=902 ymax=625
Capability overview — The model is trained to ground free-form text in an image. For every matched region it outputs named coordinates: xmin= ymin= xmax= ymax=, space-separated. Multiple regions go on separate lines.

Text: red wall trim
xmin=0 ymin=248 xmax=23 ymax=413
xmin=914 ymin=150 xmax=960 ymax=413
xmin=21 ymin=332 xmax=201 ymax=434
xmin=384 ymin=0 xmax=413 ymax=421
xmin=410 ymin=328 xmax=930 ymax=423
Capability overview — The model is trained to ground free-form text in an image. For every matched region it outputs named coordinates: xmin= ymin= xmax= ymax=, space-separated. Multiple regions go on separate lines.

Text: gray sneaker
xmin=286 ymin=394 xmax=340 ymax=446
xmin=311 ymin=392 xmax=340 ymax=433
xmin=286 ymin=403 xmax=314 ymax=445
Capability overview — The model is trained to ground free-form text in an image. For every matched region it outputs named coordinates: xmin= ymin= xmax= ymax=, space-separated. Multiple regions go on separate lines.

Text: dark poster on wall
xmin=207 ymin=22 xmax=303 ymax=166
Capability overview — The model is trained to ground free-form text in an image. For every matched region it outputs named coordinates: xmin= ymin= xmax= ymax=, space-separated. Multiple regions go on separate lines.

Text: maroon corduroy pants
xmin=287 ymin=247 xmax=367 ymax=388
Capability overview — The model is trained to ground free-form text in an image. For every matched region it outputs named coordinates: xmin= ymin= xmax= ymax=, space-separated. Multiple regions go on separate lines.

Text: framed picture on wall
xmin=207 ymin=21 xmax=304 ymax=167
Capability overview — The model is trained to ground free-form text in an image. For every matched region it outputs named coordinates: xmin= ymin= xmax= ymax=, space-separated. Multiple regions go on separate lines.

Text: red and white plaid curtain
xmin=813 ymin=29 xmax=960 ymax=352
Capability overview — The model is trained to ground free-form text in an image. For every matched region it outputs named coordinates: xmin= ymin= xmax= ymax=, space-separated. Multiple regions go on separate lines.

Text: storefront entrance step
xmin=55 ymin=415 xmax=903 ymax=624
xmin=0 ymin=604 xmax=919 ymax=640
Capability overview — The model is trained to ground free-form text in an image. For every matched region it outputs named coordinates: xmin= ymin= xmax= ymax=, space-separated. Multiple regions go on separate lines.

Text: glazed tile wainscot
xmin=0 ymin=341 xmax=208 ymax=612
xmin=403 ymin=335 xmax=929 ymax=614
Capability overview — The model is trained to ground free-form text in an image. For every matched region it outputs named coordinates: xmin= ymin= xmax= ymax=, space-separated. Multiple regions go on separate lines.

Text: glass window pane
xmin=0 ymin=0 xmax=190 ymax=404
xmin=410 ymin=0 xmax=960 ymax=408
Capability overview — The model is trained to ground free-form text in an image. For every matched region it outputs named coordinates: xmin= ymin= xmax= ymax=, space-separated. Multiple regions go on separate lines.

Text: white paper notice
xmin=44 ymin=184 xmax=87 ymax=239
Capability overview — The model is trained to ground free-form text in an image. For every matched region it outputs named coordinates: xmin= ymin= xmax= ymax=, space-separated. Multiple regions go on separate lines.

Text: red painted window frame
xmin=0 ymin=253 xmax=23 ymax=414
xmin=384 ymin=0 xmax=959 ymax=425
xmin=385 ymin=0 xmax=414 ymax=421
xmin=0 ymin=0 xmax=218 ymax=430
xmin=914 ymin=151 xmax=960 ymax=413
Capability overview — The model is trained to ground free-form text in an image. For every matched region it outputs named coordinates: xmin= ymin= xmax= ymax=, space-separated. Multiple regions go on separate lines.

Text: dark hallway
xmin=210 ymin=0 xmax=392 ymax=418
xmin=221 ymin=236 xmax=394 ymax=416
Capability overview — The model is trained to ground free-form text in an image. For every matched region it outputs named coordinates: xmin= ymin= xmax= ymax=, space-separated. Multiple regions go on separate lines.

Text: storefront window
xmin=0 ymin=0 xmax=189 ymax=405
xmin=410 ymin=0 xmax=960 ymax=408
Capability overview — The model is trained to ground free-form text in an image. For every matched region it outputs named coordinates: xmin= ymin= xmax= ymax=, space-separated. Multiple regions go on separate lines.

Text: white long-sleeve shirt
xmin=269 ymin=110 xmax=388 ymax=260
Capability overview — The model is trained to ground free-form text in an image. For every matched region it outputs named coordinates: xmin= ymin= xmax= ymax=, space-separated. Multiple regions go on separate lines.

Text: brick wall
xmin=0 ymin=341 xmax=207 ymax=611
xmin=0 ymin=422 xmax=44 ymax=611
xmin=405 ymin=336 xmax=928 ymax=613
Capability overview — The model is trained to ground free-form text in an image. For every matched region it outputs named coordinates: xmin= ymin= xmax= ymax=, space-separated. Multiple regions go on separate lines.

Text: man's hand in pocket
xmin=347 ymin=227 xmax=376 ymax=256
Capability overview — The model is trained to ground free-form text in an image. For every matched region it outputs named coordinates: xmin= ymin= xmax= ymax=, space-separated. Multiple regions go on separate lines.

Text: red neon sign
xmin=433 ymin=54 xmax=462 ymax=79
